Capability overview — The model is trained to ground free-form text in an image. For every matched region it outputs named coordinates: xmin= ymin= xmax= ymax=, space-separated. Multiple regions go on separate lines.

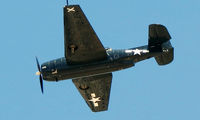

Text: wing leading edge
xmin=64 ymin=5 xmax=107 ymax=65
xmin=72 ymin=73 xmax=112 ymax=112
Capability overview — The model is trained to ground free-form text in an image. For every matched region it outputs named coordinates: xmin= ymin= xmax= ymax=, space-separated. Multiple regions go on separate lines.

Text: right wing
xmin=64 ymin=5 xmax=107 ymax=65
xmin=72 ymin=73 xmax=112 ymax=112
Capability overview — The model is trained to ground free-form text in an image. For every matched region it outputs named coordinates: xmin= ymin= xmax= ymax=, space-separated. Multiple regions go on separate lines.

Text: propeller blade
xmin=36 ymin=57 xmax=44 ymax=94
xmin=40 ymin=75 xmax=44 ymax=94
xmin=36 ymin=57 xmax=41 ymax=72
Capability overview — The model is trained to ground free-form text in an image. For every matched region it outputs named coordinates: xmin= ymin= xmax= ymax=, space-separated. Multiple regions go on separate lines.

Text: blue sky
xmin=1 ymin=0 xmax=200 ymax=120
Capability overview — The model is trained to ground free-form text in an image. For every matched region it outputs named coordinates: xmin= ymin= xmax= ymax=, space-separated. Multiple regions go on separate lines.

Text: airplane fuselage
xmin=41 ymin=44 xmax=169 ymax=81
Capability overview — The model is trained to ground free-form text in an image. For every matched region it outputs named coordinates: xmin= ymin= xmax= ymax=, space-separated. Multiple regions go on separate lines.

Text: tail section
xmin=154 ymin=41 xmax=174 ymax=65
xmin=148 ymin=24 xmax=174 ymax=65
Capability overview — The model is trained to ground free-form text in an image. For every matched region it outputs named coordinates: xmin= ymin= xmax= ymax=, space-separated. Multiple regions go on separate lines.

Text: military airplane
xmin=35 ymin=5 xmax=174 ymax=112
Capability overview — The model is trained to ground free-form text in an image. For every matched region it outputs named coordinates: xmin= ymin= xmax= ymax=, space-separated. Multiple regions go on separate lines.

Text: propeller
xmin=66 ymin=0 xmax=69 ymax=6
xmin=35 ymin=57 xmax=44 ymax=94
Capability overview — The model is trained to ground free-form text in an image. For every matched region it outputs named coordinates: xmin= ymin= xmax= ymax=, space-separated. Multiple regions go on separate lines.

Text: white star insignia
xmin=125 ymin=49 xmax=149 ymax=55
xmin=132 ymin=49 xmax=142 ymax=55
xmin=89 ymin=93 xmax=101 ymax=107
xmin=67 ymin=7 xmax=75 ymax=12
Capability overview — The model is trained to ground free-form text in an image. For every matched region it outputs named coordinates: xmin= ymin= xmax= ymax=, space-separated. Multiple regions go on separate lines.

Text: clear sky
xmin=1 ymin=0 xmax=200 ymax=120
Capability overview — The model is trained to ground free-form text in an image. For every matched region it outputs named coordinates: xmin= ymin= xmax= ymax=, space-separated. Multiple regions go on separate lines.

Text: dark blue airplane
xmin=36 ymin=5 xmax=174 ymax=112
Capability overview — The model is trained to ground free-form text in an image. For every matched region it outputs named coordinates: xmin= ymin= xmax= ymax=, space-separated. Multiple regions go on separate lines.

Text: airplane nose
xmin=36 ymin=71 xmax=41 ymax=76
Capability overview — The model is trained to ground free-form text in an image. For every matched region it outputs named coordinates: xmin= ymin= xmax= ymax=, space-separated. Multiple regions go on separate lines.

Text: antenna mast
xmin=66 ymin=0 xmax=69 ymax=6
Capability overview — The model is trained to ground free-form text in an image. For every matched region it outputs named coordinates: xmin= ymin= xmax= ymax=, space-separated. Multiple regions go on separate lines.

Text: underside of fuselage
xmin=41 ymin=42 xmax=173 ymax=82
xmin=41 ymin=56 xmax=135 ymax=81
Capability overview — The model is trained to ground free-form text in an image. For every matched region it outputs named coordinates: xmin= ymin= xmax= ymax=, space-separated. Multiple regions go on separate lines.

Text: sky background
xmin=0 ymin=0 xmax=200 ymax=120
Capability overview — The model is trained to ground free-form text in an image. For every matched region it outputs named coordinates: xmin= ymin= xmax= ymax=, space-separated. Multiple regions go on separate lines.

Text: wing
xmin=72 ymin=73 xmax=112 ymax=112
xmin=64 ymin=5 xmax=107 ymax=65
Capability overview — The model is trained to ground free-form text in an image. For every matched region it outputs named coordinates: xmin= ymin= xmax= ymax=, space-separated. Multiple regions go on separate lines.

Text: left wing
xmin=64 ymin=5 xmax=107 ymax=65
xmin=72 ymin=73 xmax=112 ymax=112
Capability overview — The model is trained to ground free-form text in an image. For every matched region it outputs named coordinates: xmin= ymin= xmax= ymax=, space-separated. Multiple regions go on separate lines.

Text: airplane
xmin=35 ymin=5 xmax=174 ymax=112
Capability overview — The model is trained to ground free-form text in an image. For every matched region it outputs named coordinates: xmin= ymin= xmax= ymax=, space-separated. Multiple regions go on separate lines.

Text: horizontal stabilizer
xmin=148 ymin=24 xmax=171 ymax=52
xmin=155 ymin=47 xmax=174 ymax=65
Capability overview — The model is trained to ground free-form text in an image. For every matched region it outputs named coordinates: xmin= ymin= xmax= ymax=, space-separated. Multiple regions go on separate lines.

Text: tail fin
xmin=148 ymin=24 xmax=174 ymax=65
